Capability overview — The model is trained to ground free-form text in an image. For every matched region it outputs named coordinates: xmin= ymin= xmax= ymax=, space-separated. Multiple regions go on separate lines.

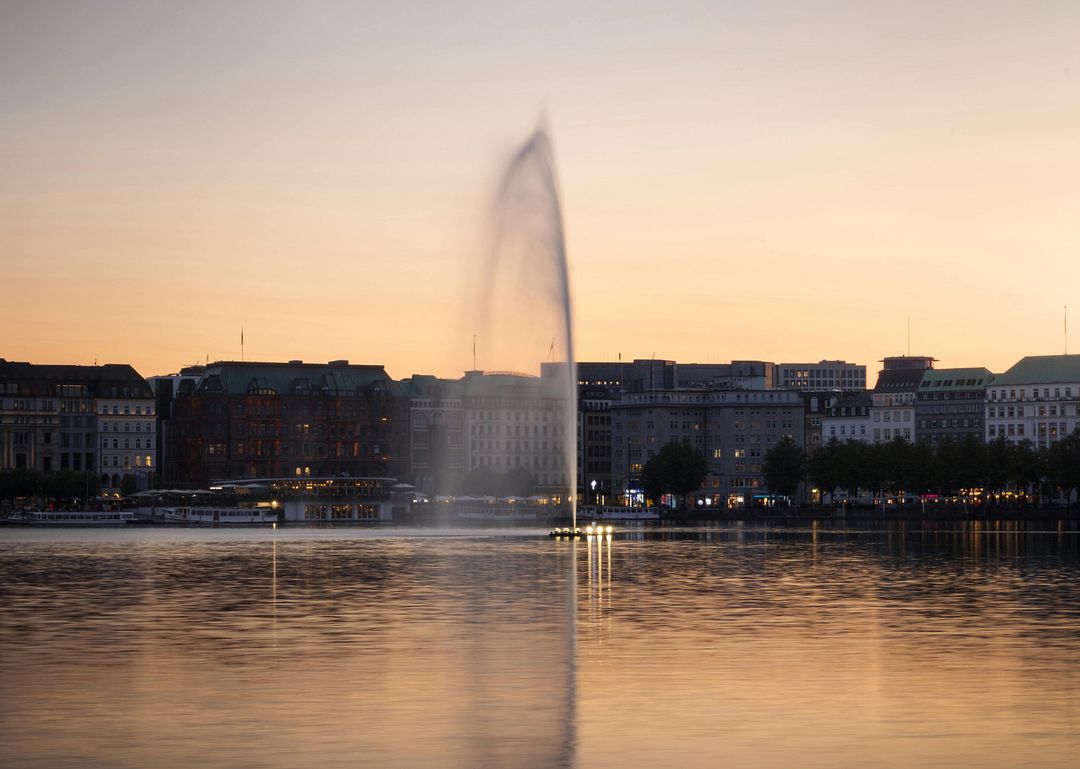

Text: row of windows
xmin=100 ymin=403 xmax=154 ymax=415
xmin=872 ymin=411 xmax=913 ymax=423
xmin=101 ymin=438 xmax=152 ymax=449
xmin=100 ymin=455 xmax=152 ymax=468
xmin=919 ymin=419 xmax=982 ymax=429
xmin=102 ymin=422 xmax=154 ymax=433
xmin=989 ymin=422 xmax=1073 ymax=439
xmin=989 ymin=404 xmax=1073 ymax=418
xmin=470 ymin=424 xmax=561 ymax=437
xmin=828 ymin=425 xmax=869 ymax=437
xmin=874 ymin=428 xmax=913 ymax=441
xmin=990 ymin=386 xmax=1075 ymax=402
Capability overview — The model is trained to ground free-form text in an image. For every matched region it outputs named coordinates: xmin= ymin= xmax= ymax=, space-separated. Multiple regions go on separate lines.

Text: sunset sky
xmin=3 ymin=1 xmax=1078 ymax=380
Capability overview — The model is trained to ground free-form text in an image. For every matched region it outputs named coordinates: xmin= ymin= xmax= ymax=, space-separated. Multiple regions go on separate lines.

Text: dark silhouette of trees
xmin=806 ymin=438 xmax=842 ymax=500
xmin=0 ymin=469 xmax=101 ymax=509
xmin=763 ymin=436 xmax=805 ymax=499
xmin=460 ymin=465 xmax=536 ymax=497
xmin=642 ymin=441 xmax=708 ymax=507
xmin=797 ymin=428 xmax=1080 ymax=508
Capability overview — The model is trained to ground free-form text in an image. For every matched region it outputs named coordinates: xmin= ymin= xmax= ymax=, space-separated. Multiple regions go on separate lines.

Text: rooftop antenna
xmin=241 ymin=327 xmax=245 ymax=362
xmin=1066 ymin=306 xmax=1069 ymax=355
xmin=907 ymin=315 xmax=911 ymax=357
xmin=472 ymin=334 xmax=477 ymax=371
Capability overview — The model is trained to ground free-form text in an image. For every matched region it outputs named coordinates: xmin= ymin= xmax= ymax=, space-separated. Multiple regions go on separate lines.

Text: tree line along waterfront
xmin=642 ymin=429 xmax=1080 ymax=511
xmin=0 ymin=469 xmax=104 ymax=510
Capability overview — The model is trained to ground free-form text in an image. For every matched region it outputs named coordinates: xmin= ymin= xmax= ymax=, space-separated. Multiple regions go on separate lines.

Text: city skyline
xmin=4 ymin=1 xmax=1078 ymax=379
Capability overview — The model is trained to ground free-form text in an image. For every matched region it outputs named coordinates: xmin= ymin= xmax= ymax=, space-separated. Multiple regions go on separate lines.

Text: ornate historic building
xmin=165 ymin=360 xmax=408 ymax=487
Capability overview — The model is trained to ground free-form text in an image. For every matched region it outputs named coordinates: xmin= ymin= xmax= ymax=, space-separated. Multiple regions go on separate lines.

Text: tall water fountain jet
xmin=473 ymin=123 xmax=578 ymax=528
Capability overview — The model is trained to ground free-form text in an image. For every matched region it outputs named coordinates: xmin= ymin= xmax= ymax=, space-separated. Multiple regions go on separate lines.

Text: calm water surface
xmin=1 ymin=522 xmax=1078 ymax=769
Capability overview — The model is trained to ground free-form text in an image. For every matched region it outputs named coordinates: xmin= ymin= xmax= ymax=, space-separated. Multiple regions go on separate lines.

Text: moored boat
xmin=160 ymin=506 xmax=279 ymax=524
xmin=6 ymin=510 xmax=136 ymax=525
xmin=580 ymin=505 xmax=659 ymax=521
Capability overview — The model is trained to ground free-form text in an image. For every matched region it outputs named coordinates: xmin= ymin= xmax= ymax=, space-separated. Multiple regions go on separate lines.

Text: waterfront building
xmin=611 ymin=387 xmax=804 ymax=508
xmin=165 ymin=360 xmax=408 ymax=487
xmin=915 ymin=367 xmax=992 ymax=444
xmin=461 ymin=370 xmax=572 ymax=493
xmin=985 ymin=355 xmax=1080 ymax=449
xmin=148 ymin=366 xmax=206 ymax=486
xmin=559 ymin=359 xmax=675 ymax=393
xmin=801 ymin=391 xmax=835 ymax=452
xmin=579 ymin=384 xmax=613 ymax=506
xmin=776 ymin=360 xmax=866 ymax=391
xmin=676 ymin=361 xmax=775 ymax=390
xmin=823 ymin=391 xmax=873 ymax=444
xmin=210 ymin=475 xmax=395 ymax=522
xmin=870 ymin=356 xmax=936 ymax=443
xmin=399 ymin=374 xmax=464 ymax=495
xmin=0 ymin=359 xmax=156 ymax=492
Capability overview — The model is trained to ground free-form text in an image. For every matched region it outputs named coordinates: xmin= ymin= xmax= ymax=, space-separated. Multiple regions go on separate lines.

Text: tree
xmin=498 ymin=467 xmax=535 ymax=497
xmin=0 ymin=468 xmax=44 ymax=504
xmin=984 ymin=437 xmax=1011 ymax=497
xmin=881 ymin=436 xmax=911 ymax=495
xmin=1008 ymin=440 xmax=1041 ymax=501
xmin=642 ymin=441 xmax=708 ymax=508
xmin=762 ymin=436 xmax=804 ymax=500
xmin=120 ymin=474 xmax=138 ymax=498
xmin=806 ymin=437 xmax=842 ymax=503
xmin=462 ymin=465 xmax=501 ymax=496
xmin=835 ymin=440 xmax=870 ymax=499
xmin=1047 ymin=428 xmax=1080 ymax=506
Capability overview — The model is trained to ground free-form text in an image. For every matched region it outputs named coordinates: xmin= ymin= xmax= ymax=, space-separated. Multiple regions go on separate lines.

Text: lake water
xmin=1 ymin=522 xmax=1078 ymax=769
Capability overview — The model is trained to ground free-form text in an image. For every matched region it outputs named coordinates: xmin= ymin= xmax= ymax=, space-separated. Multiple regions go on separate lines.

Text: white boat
xmin=580 ymin=505 xmax=659 ymax=521
xmin=7 ymin=510 xmax=135 ymax=525
xmin=161 ymin=506 xmax=279 ymax=524
xmin=454 ymin=505 xmax=539 ymax=522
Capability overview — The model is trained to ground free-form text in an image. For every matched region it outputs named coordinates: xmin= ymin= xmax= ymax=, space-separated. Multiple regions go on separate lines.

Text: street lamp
xmin=590 ymin=479 xmax=596 ymax=508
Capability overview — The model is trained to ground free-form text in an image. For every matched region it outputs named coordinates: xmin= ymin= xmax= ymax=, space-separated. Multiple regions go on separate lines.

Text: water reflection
xmin=1 ymin=524 xmax=1078 ymax=769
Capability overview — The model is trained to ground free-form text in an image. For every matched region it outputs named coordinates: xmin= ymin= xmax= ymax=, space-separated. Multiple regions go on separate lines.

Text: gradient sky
xmin=3 ymin=1 xmax=1078 ymax=380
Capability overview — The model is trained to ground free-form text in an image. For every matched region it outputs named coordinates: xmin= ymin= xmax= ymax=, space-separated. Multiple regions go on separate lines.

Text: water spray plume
xmin=477 ymin=123 xmax=578 ymax=528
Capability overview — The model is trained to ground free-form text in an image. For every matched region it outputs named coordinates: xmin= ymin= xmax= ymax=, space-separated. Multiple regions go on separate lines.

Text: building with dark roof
xmin=823 ymin=391 xmax=873 ymax=444
xmin=399 ymin=374 xmax=464 ymax=495
xmin=870 ymin=356 xmax=936 ymax=443
xmin=0 ymin=359 xmax=156 ymax=492
xmin=776 ymin=360 xmax=866 ymax=391
xmin=165 ymin=360 xmax=408 ymax=487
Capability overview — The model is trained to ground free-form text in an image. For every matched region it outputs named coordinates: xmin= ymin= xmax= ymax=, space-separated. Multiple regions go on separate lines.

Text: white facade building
xmin=985 ymin=355 xmax=1080 ymax=449
xmin=96 ymin=395 xmax=157 ymax=490
xmin=823 ymin=392 xmax=873 ymax=444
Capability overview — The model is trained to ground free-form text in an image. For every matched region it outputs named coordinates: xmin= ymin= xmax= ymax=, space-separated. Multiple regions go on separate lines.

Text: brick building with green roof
xmin=166 ymin=360 xmax=408 ymax=486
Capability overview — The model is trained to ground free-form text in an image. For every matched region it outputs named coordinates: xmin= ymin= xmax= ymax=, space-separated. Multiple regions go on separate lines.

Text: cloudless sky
xmin=3 ymin=1 xmax=1078 ymax=379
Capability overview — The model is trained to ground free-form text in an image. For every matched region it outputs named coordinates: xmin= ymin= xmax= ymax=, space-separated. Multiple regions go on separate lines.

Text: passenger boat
xmin=580 ymin=505 xmax=659 ymax=521
xmin=6 ymin=510 xmax=136 ymax=525
xmin=160 ymin=506 xmax=280 ymax=524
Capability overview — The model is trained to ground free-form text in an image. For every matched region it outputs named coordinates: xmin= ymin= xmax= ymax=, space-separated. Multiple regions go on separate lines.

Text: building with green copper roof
xmin=915 ymin=367 xmax=993 ymax=444
xmin=986 ymin=355 xmax=1080 ymax=449
xmin=166 ymin=360 xmax=408 ymax=486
